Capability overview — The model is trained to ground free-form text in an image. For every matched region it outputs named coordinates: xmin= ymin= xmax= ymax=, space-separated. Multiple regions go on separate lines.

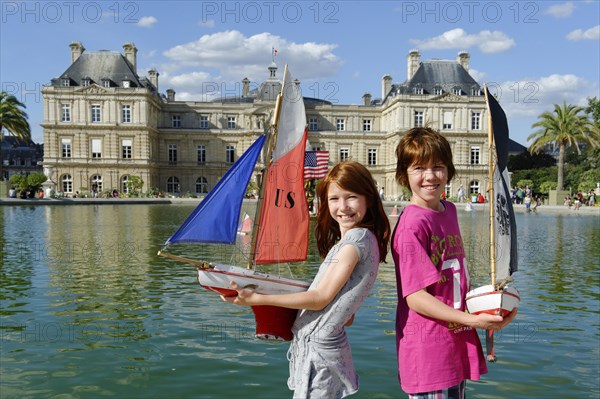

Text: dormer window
xmin=413 ymin=86 xmax=424 ymax=95
xmin=471 ymin=87 xmax=482 ymax=96
xmin=82 ymin=78 xmax=91 ymax=87
xmin=102 ymin=79 xmax=111 ymax=88
xmin=122 ymin=80 xmax=130 ymax=88
xmin=62 ymin=78 xmax=70 ymax=87
xmin=433 ymin=87 xmax=443 ymax=95
xmin=452 ymin=87 xmax=462 ymax=95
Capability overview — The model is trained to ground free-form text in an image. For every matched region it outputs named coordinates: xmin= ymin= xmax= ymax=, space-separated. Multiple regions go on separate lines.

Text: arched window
xmin=62 ymin=174 xmax=73 ymax=193
xmin=91 ymin=175 xmax=103 ymax=192
xmin=121 ymin=175 xmax=130 ymax=193
xmin=167 ymin=176 xmax=180 ymax=193
xmin=469 ymin=180 xmax=480 ymax=195
xmin=196 ymin=177 xmax=208 ymax=194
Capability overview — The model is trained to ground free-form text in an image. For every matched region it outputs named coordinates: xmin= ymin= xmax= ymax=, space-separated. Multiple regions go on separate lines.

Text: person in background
xmin=391 ymin=127 xmax=517 ymax=398
xmin=223 ymin=161 xmax=391 ymax=399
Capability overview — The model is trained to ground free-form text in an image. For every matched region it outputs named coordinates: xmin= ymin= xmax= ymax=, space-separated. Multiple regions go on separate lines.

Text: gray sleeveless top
xmin=287 ymin=228 xmax=380 ymax=398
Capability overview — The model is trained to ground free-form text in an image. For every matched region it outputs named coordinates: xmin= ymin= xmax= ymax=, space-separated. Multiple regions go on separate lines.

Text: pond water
xmin=1 ymin=204 xmax=598 ymax=398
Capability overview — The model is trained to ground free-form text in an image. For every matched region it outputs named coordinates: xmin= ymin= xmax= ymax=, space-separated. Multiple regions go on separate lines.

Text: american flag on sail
xmin=304 ymin=151 xmax=329 ymax=179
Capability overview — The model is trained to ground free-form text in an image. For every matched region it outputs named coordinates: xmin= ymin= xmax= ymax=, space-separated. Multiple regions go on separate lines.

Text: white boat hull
xmin=197 ymin=264 xmax=310 ymax=341
xmin=466 ymin=284 xmax=520 ymax=317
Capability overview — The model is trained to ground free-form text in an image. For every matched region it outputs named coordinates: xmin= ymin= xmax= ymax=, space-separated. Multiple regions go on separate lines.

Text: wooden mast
xmin=247 ymin=64 xmax=287 ymax=269
xmin=484 ymin=84 xmax=497 ymax=289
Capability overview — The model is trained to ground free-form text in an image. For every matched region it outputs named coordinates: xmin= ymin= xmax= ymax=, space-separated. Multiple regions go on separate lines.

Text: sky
xmin=1 ymin=0 xmax=599 ymax=146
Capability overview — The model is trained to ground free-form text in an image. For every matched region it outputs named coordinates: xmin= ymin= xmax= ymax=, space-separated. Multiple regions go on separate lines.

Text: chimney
xmin=148 ymin=69 xmax=159 ymax=91
xmin=166 ymin=88 xmax=175 ymax=102
xmin=69 ymin=41 xmax=85 ymax=64
xmin=407 ymin=49 xmax=421 ymax=80
xmin=457 ymin=51 xmax=470 ymax=71
xmin=382 ymin=75 xmax=392 ymax=101
xmin=123 ymin=42 xmax=138 ymax=72
xmin=362 ymin=93 xmax=372 ymax=106
xmin=242 ymin=77 xmax=250 ymax=97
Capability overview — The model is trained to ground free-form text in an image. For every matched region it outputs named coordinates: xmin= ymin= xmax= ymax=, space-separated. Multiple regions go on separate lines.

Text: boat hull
xmin=197 ymin=264 xmax=310 ymax=341
xmin=465 ymin=284 xmax=520 ymax=317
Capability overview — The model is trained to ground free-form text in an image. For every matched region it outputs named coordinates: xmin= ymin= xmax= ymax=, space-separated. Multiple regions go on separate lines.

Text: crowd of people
xmin=564 ymin=190 xmax=596 ymax=209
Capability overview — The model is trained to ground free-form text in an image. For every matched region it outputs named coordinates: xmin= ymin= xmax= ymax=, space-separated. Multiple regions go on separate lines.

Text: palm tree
xmin=528 ymin=101 xmax=599 ymax=190
xmin=0 ymin=91 xmax=32 ymax=179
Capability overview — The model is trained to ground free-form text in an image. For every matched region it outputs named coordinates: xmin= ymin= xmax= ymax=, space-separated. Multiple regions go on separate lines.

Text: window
xmin=82 ymin=78 xmax=90 ymax=87
xmin=122 ymin=139 xmax=132 ymax=159
xmin=433 ymin=87 xmax=443 ymax=95
xmin=91 ymin=104 xmax=101 ymax=123
xmin=61 ymin=104 xmax=71 ymax=122
xmin=308 ymin=118 xmax=318 ymax=131
xmin=363 ymin=119 xmax=372 ymax=132
xmin=91 ymin=138 xmax=102 ymax=159
xmin=102 ymin=79 xmax=110 ymax=88
xmin=121 ymin=175 xmax=130 ymax=193
xmin=62 ymin=79 xmax=70 ymax=87
xmin=168 ymin=144 xmax=177 ymax=164
xmin=452 ymin=87 xmax=462 ymax=95
xmin=226 ymin=145 xmax=235 ymax=164
xmin=196 ymin=177 xmax=209 ymax=194
xmin=469 ymin=180 xmax=480 ymax=195
xmin=470 ymin=147 xmax=481 ymax=165
xmin=172 ymin=115 xmax=181 ymax=128
xmin=122 ymin=105 xmax=131 ymax=123
xmin=122 ymin=80 xmax=130 ymax=88
xmin=61 ymin=138 xmax=72 ymax=158
xmin=200 ymin=115 xmax=209 ymax=129
xmin=336 ymin=119 xmax=345 ymax=131
xmin=413 ymin=86 xmax=423 ymax=95
xmin=167 ymin=176 xmax=180 ymax=193
xmin=367 ymin=148 xmax=377 ymax=166
xmin=62 ymin=174 xmax=73 ymax=193
xmin=339 ymin=148 xmax=349 ymax=161
xmin=227 ymin=116 xmax=236 ymax=129
xmin=414 ymin=111 xmax=424 ymax=127
xmin=91 ymin=175 xmax=103 ymax=192
xmin=471 ymin=87 xmax=482 ymax=96
xmin=471 ymin=112 xmax=481 ymax=130
xmin=197 ymin=145 xmax=206 ymax=164
xmin=443 ymin=111 xmax=453 ymax=130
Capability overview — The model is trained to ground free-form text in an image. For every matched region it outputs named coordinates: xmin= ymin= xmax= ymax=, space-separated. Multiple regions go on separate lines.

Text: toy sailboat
xmin=465 ymin=84 xmax=520 ymax=361
xmin=159 ymin=65 xmax=312 ymax=341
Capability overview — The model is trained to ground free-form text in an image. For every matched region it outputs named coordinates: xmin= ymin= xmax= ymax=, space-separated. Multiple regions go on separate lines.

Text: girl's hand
xmin=220 ymin=281 xmax=256 ymax=306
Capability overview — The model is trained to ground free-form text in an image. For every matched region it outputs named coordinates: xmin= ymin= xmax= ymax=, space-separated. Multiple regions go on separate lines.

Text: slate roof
xmin=384 ymin=59 xmax=482 ymax=102
xmin=50 ymin=51 xmax=152 ymax=89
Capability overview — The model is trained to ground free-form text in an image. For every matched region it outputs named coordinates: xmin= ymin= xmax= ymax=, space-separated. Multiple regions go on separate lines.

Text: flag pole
xmin=484 ymin=84 xmax=497 ymax=289
xmin=484 ymin=83 xmax=498 ymax=363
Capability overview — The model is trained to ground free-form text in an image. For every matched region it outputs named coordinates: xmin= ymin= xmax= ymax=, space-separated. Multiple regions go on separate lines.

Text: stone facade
xmin=42 ymin=43 xmax=490 ymax=200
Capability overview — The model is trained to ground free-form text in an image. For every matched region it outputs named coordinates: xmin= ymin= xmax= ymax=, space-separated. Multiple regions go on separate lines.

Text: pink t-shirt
xmin=391 ymin=201 xmax=487 ymax=394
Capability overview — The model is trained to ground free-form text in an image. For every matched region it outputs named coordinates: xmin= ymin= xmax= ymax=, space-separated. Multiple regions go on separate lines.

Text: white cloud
xmin=544 ymin=2 xmax=575 ymax=18
xmin=162 ymin=30 xmax=342 ymax=81
xmin=567 ymin=25 xmax=600 ymax=41
xmin=496 ymin=74 xmax=595 ymax=120
xmin=137 ymin=16 xmax=157 ymax=28
xmin=467 ymin=68 xmax=486 ymax=83
xmin=409 ymin=28 xmax=515 ymax=54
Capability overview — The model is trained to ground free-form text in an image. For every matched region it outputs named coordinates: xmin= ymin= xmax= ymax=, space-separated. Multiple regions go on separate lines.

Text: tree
xmin=1 ymin=92 xmax=32 ymax=179
xmin=585 ymin=97 xmax=600 ymax=130
xmin=528 ymin=101 xmax=599 ymax=190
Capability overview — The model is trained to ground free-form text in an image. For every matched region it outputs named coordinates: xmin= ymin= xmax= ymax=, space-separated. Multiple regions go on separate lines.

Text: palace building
xmin=42 ymin=42 xmax=491 ymax=200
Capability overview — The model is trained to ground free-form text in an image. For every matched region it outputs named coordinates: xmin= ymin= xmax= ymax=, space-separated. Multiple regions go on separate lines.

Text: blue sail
xmin=166 ymin=135 xmax=266 ymax=245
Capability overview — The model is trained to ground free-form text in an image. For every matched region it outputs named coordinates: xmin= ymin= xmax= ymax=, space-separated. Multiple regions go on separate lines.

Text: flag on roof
xmin=304 ymin=151 xmax=329 ymax=179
